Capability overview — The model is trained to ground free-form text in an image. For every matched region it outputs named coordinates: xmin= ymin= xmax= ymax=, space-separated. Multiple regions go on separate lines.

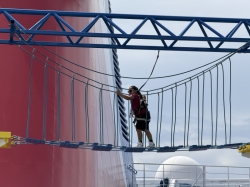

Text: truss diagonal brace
xmin=1 ymin=8 xmax=250 ymax=52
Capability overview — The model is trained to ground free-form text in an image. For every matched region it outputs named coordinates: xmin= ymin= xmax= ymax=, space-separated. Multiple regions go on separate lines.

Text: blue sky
xmin=109 ymin=0 xmax=250 ymax=167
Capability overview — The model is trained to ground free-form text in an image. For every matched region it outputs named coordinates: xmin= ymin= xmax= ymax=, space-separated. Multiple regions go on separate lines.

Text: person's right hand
xmin=116 ymin=89 xmax=121 ymax=95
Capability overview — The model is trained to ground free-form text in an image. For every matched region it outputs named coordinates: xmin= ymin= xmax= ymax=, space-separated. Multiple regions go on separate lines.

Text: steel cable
xmin=113 ymin=93 xmax=117 ymax=146
xmin=25 ymin=50 xmax=35 ymax=138
xmin=229 ymin=58 xmax=232 ymax=144
xmin=128 ymin=100 xmax=131 ymax=147
xmin=57 ymin=68 xmax=61 ymax=141
xmin=184 ymin=83 xmax=187 ymax=147
xmin=15 ymin=25 xmax=237 ymax=81
xmin=215 ymin=65 xmax=219 ymax=145
xmin=156 ymin=93 xmax=160 ymax=147
xmin=171 ymin=88 xmax=174 ymax=146
xmin=15 ymin=31 xmax=242 ymax=94
xmin=158 ymin=89 xmax=164 ymax=148
xmin=173 ymin=85 xmax=177 ymax=147
xmin=18 ymin=41 xmax=239 ymax=95
xmin=99 ymin=85 xmax=104 ymax=144
xmin=201 ymin=72 xmax=205 ymax=145
xmin=42 ymin=58 xmax=48 ymax=140
xmin=209 ymin=70 xmax=214 ymax=146
xmin=221 ymin=63 xmax=227 ymax=144
xmin=71 ymin=75 xmax=76 ymax=142
xmin=197 ymin=77 xmax=200 ymax=145
xmin=187 ymin=79 xmax=192 ymax=146
xmin=85 ymin=79 xmax=90 ymax=143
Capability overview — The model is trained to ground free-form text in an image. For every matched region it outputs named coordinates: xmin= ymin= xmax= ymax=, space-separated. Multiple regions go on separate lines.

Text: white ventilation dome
xmin=155 ymin=156 xmax=203 ymax=180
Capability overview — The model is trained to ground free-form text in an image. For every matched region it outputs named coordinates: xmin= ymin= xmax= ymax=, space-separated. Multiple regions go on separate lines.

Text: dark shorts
xmin=135 ymin=111 xmax=151 ymax=131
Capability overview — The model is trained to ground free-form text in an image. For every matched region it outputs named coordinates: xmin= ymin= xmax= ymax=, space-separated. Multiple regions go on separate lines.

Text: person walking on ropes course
xmin=116 ymin=86 xmax=155 ymax=148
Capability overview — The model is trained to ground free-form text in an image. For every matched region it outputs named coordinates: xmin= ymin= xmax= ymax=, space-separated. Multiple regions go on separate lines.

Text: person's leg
xmin=145 ymin=129 xmax=153 ymax=141
xmin=144 ymin=121 xmax=155 ymax=147
xmin=136 ymin=128 xmax=143 ymax=142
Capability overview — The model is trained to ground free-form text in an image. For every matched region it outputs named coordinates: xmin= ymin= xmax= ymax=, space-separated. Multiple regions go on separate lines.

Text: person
xmin=116 ymin=86 xmax=155 ymax=148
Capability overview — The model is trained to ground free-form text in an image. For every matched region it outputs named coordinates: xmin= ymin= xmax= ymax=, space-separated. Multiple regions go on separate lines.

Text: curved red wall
xmin=0 ymin=1 xmax=126 ymax=187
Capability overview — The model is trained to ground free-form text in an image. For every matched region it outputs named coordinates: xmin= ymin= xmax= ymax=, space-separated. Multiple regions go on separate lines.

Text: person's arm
xmin=116 ymin=90 xmax=134 ymax=100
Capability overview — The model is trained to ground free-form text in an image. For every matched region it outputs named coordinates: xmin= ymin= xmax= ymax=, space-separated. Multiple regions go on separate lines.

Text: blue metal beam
xmin=1 ymin=8 xmax=250 ymax=52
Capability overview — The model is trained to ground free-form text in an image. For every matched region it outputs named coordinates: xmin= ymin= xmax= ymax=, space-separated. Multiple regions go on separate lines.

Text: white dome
xmin=155 ymin=156 xmax=203 ymax=180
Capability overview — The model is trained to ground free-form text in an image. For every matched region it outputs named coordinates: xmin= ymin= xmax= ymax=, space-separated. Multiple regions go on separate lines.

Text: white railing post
xmin=195 ymin=165 xmax=197 ymax=186
xmin=203 ymin=166 xmax=206 ymax=187
xmin=132 ymin=163 xmax=134 ymax=187
xmin=143 ymin=164 xmax=145 ymax=187
xmin=163 ymin=164 xmax=165 ymax=187
xmin=227 ymin=166 xmax=229 ymax=186
xmin=249 ymin=167 xmax=250 ymax=187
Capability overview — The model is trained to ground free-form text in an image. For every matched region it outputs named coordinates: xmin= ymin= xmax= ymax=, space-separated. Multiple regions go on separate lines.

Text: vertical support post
xmin=203 ymin=166 xmax=206 ymax=187
xmin=143 ymin=164 xmax=145 ymax=187
xmin=163 ymin=164 xmax=165 ymax=186
xmin=248 ymin=168 xmax=250 ymax=187
xmin=195 ymin=166 xmax=197 ymax=186
xmin=227 ymin=167 xmax=230 ymax=186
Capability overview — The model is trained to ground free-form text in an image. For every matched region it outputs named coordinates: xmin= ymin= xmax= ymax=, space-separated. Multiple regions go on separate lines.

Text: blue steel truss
xmin=1 ymin=8 xmax=250 ymax=52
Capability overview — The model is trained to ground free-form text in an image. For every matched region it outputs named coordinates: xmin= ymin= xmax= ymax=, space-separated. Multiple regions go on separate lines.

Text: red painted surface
xmin=0 ymin=1 xmax=125 ymax=187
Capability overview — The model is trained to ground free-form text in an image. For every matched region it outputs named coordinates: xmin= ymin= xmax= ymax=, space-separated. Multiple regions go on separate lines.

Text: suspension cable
xmin=99 ymin=84 xmax=104 ymax=144
xmin=215 ymin=65 xmax=219 ymax=145
xmin=18 ymin=41 xmax=239 ymax=95
xmin=15 ymin=30 xmax=243 ymax=94
xmin=197 ymin=77 xmax=200 ymax=146
xmin=158 ymin=89 xmax=164 ymax=148
xmin=221 ymin=63 xmax=227 ymax=144
xmin=85 ymin=79 xmax=90 ymax=143
xmin=57 ymin=67 xmax=61 ymax=141
xmin=171 ymin=88 xmax=174 ymax=147
xmin=71 ymin=74 xmax=76 ymax=142
xmin=15 ymin=28 xmax=237 ymax=81
xmin=184 ymin=83 xmax=187 ymax=147
xmin=209 ymin=70 xmax=213 ymax=146
xmin=42 ymin=57 xmax=48 ymax=141
xmin=26 ymin=49 xmax=35 ymax=138
xmin=229 ymin=58 xmax=232 ymax=144
xmin=187 ymin=79 xmax=192 ymax=146
xmin=128 ymin=99 xmax=131 ymax=147
xmin=201 ymin=72 xmax=205 ymax=146
xmin=113 ymin=93 xmax=117 ymax=147
xmin=173 ymin=84 xmax=177 ymax=147
xmin=156 ymin=93 xmax=160 ymax=147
